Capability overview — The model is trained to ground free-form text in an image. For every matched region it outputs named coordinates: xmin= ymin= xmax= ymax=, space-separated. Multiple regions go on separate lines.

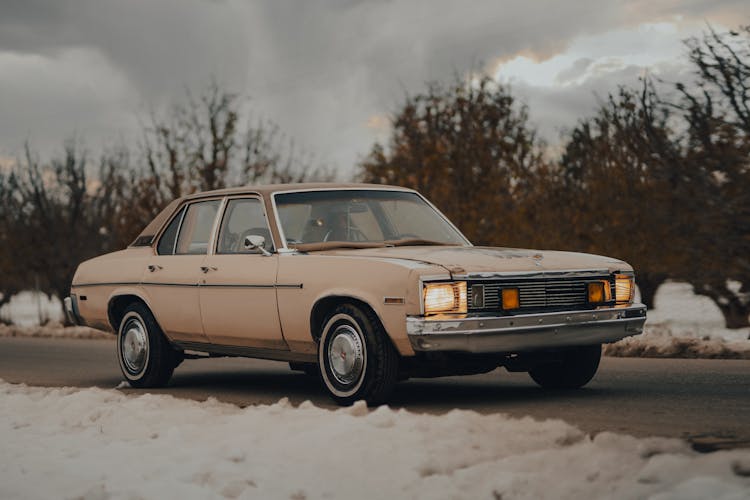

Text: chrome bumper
xmin=64 ymin=295 xmax=83 ymax=326
xmin=406 ymin=304 xmax=647 ymax=354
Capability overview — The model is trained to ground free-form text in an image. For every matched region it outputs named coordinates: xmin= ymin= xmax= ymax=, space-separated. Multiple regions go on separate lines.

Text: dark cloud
xmin=0 ymin=0 xmax=746 ymax=172
xmin=513 ymin=61 xmax=694 ymax=147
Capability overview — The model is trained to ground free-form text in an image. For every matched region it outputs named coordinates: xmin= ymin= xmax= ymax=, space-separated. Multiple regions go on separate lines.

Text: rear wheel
xmin=318 ymin=304 xmax=399 ymax=406
xmin=528 ymin=344 xmax=602 ymax=390
xmin=117 ymin=302 xmax=178 ymax=388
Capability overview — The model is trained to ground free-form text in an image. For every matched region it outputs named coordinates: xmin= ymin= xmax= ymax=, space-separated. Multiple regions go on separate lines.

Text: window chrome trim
xmin=269 ymin=187 xmax=472 ymax=251
xmin=171 ymin=207 xmax=187 ymax=255
xmin=212 ymin=195 xmax=276 ymax=255
xmin=206 ymin=197 xmax=229 ymax=256
xmin=154 ymin=196 xmax=225 ymax=256
xmin=153 ymin=204 xmax=187 ymax=256
xmin=174 ymin=197 xmax=224 ymax=256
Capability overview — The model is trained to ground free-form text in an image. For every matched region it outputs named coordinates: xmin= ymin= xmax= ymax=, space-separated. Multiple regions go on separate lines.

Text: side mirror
xmin=243 ymin=235 xmax=272 ymax=256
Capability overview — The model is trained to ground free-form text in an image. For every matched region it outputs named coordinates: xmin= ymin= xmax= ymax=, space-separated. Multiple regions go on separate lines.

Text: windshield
xmin=274 ymin=190 xmax=468 ymax=250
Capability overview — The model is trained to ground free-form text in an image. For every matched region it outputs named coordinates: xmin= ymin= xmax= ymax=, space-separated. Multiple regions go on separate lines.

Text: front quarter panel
xmin=276 ymin=254 xmax=439 ymax=356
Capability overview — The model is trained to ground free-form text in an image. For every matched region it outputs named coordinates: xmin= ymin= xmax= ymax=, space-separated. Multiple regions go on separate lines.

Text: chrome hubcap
xmin=121 ymin=318 xmax=148 ymax=374
xmin=328 ymin=325 xmax=364 ymax=385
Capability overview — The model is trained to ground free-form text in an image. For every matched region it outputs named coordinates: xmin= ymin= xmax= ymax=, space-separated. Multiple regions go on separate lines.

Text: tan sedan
xmin=65 ymin=183 xmax=646 ymax=405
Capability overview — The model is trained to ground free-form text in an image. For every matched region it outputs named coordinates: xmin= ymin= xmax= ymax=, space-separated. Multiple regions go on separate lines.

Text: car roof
xmin=182 ymin=182 xmax=415 ymax=201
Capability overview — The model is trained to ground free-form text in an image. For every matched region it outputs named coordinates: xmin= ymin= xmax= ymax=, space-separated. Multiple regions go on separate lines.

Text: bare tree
xmin=669 ymin=26 xmax=750 ymax=327
xmin=130 ymin=82 xmax=334 ymax=241
xmin=0 ymin=168 xmax=25 ymax=312
xmin=7 ymin=141 xmax=124 ymax=320
xmin=141 ymin=82 xmax=332 ymax=194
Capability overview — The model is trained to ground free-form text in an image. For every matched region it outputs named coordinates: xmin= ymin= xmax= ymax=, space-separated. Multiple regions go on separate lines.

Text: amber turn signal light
xmin=501 ymin=288 xmax=520 ymax=310
xmin=587 ymin=280 xmax=612 ymax=304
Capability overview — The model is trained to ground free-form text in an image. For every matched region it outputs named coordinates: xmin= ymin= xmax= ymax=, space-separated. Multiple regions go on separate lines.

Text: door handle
xmin=147 ymin=264 xmax=162 ymax=272
xmin=200 ymin=266 xmax=218 ymax=273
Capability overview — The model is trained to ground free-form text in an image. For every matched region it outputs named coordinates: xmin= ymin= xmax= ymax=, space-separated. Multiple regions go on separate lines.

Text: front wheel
xmin=528 ymin=344 xmax=602 ymax=390
xmin=117 ymin=303 xmax=178 ymax=388
xmin=318 ymin=304 xmax=399 ymax=406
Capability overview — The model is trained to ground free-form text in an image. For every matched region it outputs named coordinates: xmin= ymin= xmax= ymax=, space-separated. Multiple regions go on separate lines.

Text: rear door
xmin=199 ymin=196 xmax=285 ymax=349
xmin=142 ymin=198 xmax=221 ymax=343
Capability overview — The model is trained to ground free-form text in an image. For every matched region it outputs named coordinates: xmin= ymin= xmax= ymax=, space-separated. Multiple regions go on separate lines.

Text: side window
xmin=174 ymin=200 xmax=221 ymax=255
xmin=156 ymin=207 xmax=185 ymax=255
xmin=217 ymin=198 xmax=274 ymax=254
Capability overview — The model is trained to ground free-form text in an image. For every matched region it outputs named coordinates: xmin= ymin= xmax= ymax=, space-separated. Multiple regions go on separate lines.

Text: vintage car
xmin=66 ymin=183 xmax=646 ymax=405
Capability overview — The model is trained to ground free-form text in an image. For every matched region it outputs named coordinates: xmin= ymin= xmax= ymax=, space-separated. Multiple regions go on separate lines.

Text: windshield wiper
xmin=291 ymin=239 xmax=458 ymax=252
xmin=291 ymin=241 xmax=388 ymax=252
xmin=386 ymin=239 xmax=456 ymax=247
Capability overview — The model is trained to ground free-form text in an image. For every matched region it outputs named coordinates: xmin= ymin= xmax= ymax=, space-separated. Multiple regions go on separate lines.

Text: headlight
xmin=615 ymin=274 xmax=635 ymax=305
xmin=423 ymin=281 xmax=467 ymax=315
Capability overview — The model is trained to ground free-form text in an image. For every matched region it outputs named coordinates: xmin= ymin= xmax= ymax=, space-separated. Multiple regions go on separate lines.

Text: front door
xmin=142 ymin=198 xmax=221 ymax=343
xmin=199 ymin=197 xmax=285 ymax=349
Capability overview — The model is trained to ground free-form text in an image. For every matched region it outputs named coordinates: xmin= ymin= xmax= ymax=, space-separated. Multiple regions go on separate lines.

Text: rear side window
xmin=157 ymin=207 xmax=185 ymax=255
xmin=175 ymin=200 xmax=221 ymax=255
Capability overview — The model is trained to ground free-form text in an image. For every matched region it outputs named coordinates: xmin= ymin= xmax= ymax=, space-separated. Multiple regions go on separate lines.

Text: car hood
xmin=320 ymin=246 xmax=630 ymax=276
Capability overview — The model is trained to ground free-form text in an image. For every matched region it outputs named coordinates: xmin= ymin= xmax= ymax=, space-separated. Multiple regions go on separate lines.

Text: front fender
xmin=276 ymin=254 xmax=436 ymax=357
xmin=308 ymin=288 xmax=412 ymax=356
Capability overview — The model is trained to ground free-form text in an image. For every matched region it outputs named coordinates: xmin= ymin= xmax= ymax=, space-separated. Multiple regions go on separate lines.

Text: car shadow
xmin=391 ymin=376 xmax=644 ymax=413
xmin=128 ymin=362 xmax=640 ymax=414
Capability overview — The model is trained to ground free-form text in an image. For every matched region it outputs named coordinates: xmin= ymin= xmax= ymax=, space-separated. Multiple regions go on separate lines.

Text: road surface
xmin=1 ymin=336 xmax=748 ymax=450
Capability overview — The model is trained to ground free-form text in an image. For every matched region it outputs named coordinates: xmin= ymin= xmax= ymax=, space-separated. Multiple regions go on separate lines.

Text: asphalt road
xmin=1 ymin=337 xmax=749 ymax=451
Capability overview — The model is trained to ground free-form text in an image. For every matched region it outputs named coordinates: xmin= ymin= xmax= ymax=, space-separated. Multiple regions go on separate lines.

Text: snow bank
xmin=0 ymin=291 xmax=62 ymax=326
xmin=1 ymin=381 xmax=748 ymax=500
xmin=606 ymin=282 xmax=750 ymax=359
xmin=639 ymin=282 xmax=749 ymax=342
xmin=604 ymin=324 xmax=750 ymax=359
xmin=0 ymin=321 xmax=111 ymax=340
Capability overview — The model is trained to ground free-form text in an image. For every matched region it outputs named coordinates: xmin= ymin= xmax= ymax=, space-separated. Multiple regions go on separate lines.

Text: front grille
xmin=468 ymin=275 xmax=615 ymax=313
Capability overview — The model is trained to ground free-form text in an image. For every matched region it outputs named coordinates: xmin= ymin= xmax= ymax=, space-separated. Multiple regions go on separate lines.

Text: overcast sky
xmin=0 ymin=0 xmax=747 ymax=176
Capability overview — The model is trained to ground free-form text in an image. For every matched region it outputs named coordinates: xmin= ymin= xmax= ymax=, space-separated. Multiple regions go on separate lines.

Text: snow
xmin=0 ymin=291 xmax=108 ymax=338
xmin=1 ymin=380 xmax=748 ymax=500
xmin=0 ymin=291 xmax=62 ymax=326
xmin=604 ymin=325 xmax=750 ymax=359
xmin=639 ymin=282 xmax=749 ymax=342
xmin=0 ymin=321 xmax=110 ymax=340
xmin=605 ymin=282 xmax=750 ymax=359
